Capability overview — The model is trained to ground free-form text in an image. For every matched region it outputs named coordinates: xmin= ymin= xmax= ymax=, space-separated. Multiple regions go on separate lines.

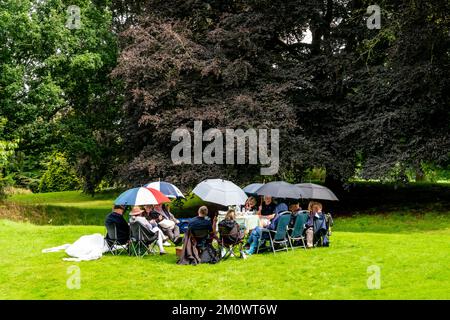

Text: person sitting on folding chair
xmin=144 ymin=205 xmax=173 ymax=247
xmin=178 ymin=206 xmax=218 ymax=265
xmin=218 ymin=209 xmax=246 ymax=259
xmin=188 ymin=206 xmax=217 ymax=234
xmin=312 ymin=203 xmax=332 ymax=247
xmin=305 ymin=202 xmax=329 ymax=248
xmin=245 ymin=203 xmax=288 ymax=255
xmin=129 ymin=207 xmax=167 ymax=255
xmin=105 ymin=205 xmax=130 ymax=247
xmin=149 ymin=203 xmax=182 ymax=246
xmin=288 ymin=201 xmax=303 ymax=228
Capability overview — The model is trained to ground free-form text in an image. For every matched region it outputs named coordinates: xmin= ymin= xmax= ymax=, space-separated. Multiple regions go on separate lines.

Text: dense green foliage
xmin=0 ymin=0 xmax=121 ymax=194
xmin=0 ymin=0 xmax=449 ymax=194
xmin=112 ymin=0 xmax=450 ymax=190
xmin=38 ymin=153 xmax=81 ymax=192
xmin=0 ymin=118 xmax=17 ymax=197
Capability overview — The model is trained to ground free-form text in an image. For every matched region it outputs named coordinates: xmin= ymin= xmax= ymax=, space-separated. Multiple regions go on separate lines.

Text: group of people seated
xmin=177 ymin=196 xmax=333 ymax=264
xmin=104 ymin=196 xmax=333 ymax=262
xmin=104 ymin=202 xmax=182 ymax=255
xmin=243 ymin=196 xmax=333 ymax=255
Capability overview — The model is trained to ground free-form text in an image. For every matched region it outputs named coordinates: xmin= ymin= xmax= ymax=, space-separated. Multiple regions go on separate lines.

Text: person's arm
xmin=169 ymin=212 xmax=180 ymax=224
xmin=211 ymin=216 xmax=217 ymax=234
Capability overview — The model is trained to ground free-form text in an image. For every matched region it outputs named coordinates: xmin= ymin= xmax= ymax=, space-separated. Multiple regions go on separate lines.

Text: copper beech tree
xmin=111 ymin=0 xmax=449 ymax=191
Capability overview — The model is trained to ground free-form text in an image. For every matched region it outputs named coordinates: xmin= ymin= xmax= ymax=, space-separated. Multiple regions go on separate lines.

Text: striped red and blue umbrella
xmin=114 ymin=187 xmax=170 ymax=206
xmin=144 ymin=181 xmax=185 ymax=199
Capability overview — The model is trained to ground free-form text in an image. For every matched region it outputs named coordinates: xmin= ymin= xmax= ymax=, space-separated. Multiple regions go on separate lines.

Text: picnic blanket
xmin=42 ymin=233 xmax=120 ymax=262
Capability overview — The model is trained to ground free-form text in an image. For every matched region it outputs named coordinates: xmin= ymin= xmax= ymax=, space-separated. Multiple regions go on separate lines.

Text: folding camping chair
xmin=218 ymin=223 xmax=245 ymax=260
xmin=288 ymin=212 xmax=308 ymax=250
xmin=190 ymin=228 xmax=212 ymax=252
xmin=191 ymin=228 xmax=221 ymax=262
xmin=105 ymin=223 xmax=128 ymax=255
xmin=257 ymin=211 xmax=291 ymax=254
xmin=129 ymin=221 xmax=159 ymax=257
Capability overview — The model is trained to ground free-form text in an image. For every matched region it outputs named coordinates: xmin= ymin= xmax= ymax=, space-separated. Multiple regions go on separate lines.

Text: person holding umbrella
xmin=129 ymin=207 xmax=168 ymax=255
xmin=148 ymin=204 xmax=182 ymax=246
xmin=245 ymin=203 xmax=288 ymax=255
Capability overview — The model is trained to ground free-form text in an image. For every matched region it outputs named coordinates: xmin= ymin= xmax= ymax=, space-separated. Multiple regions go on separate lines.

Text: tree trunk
xmin=415 ymin=166 xmax=425 ymax=182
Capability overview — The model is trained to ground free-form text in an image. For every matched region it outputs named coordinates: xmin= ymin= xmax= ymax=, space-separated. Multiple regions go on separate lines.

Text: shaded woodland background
xmin=1 ymin=0 xmax=449 ymax=197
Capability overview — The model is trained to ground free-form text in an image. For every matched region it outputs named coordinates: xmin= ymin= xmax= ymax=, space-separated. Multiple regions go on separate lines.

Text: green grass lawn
xmin=0 ymin=191 xmax=449 ymax=299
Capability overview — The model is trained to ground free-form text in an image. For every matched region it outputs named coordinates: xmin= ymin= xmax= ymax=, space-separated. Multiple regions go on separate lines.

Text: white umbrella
xmin=192 ymin=179 xmax=248 ymax=207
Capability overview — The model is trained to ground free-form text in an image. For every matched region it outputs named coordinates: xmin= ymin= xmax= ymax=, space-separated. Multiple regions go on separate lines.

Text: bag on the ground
xmin=200 ymin=245 xmax=220 ymax=264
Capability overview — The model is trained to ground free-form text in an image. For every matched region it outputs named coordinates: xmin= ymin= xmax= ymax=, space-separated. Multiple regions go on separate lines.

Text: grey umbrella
xmin=256 ymin=181 xmax=304 ymax=199
xmin=243 ymin=183 xmax=264 ymax=195
xmin=295 ymin=183 xmax=339 ymax=201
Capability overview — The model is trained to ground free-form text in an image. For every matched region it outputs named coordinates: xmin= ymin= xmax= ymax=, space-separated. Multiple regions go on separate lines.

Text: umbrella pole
xmin=259 ymin=179 xmax=265 ymax=214
xmin=259 ymin=196 xmax=264 ymax=214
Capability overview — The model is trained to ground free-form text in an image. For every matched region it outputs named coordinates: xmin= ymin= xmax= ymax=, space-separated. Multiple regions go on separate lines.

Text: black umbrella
xmin=243 ymin=183 xmax=264 ymax=195
xmin=295 ymin=183 xmax=339 ymax=201
xmin=256 ymin=181 xmax=304 ymax=199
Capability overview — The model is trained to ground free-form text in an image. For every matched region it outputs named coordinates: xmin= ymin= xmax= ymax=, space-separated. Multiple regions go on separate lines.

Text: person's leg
xmin=238 ymin=243 xmax=247 ymax=259
xmin=156 ymin=231 xmax=166 ymax=253
xmin=256 ymin=227 xmax=267 ymax=248
xmin=172 ymin=225 xmax=181 ymax=244
xmin=247 ymin=233 xmax=253 ymax=245
xmin=158 ymin=225 xmax=171 ymax=241
xmin=245 ymin=229 xmax=260 ymax=255
xmin=151 ymin=227 xmax=166 ymax=253
xmin=157 ymin=226 xmax=172 ymax=246
xmin=306 ymin=227 xmax=314 ymax=248
xmin=164 ymin=227 xmax=175 ymax=241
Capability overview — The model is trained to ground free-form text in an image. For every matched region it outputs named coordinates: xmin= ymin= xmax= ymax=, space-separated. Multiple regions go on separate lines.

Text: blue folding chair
xmin=257 ymin=212 xmax=291 ymax=254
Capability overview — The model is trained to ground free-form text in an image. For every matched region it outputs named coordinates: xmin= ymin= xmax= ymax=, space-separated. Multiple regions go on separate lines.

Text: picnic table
xmin=216 ymin=210 xmax=260 ymax=232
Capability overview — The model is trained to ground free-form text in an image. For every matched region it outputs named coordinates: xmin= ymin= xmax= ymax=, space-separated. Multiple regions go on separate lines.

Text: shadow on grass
xmin=0 ymin=203 xmax=108 ymax=225
xmin=1 ymin=202 xmax=449 ymax=234
xmin=1 ymin=192 xmax=210 ymax=225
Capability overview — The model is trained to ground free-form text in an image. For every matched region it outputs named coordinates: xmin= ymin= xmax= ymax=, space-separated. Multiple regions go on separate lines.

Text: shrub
xmin=38 ymin=153 xmax=81 ymax=193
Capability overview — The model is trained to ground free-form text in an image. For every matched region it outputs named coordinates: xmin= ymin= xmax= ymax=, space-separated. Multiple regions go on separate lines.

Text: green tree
xmin=112 ymin=0 xmax=450 ymax=191
xmin=0 ymin=0 xmax=122 ymax=194
xmin=0 ymin=118 xmax=18 ymax=197
xmin=38 ymin=152 xmax=81 ymax=192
